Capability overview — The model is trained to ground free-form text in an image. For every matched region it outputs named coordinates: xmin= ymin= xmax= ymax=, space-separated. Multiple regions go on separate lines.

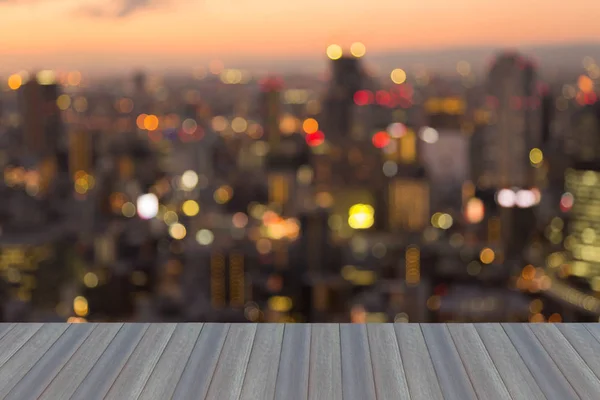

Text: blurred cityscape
xmin=1 ymin=44 xmax=600 ymax=324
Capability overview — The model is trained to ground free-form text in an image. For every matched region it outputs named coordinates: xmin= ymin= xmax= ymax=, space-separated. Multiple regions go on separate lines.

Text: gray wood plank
xmin=5 ymin=323 xmax=96 ymax=400
xmin=422 ymin=324 xmax=477 ymax=400
xmin=0 ymin=324 xmax=14 ymax=341
xmin=583 ymin=323 xmax=600 ymax=344
xmin=339 ymin=324 xmax=376 ymax=400
xmin=502 ymin=323 xmax=578 ymax=400
xmin=448 ymin=324 xmax=512 ymax=400
xmin=530 ymin=324 xmax=600 ymax=399
xmin=240 ymin=324 xmax=285 ymax=400
xmin=0 ymin=323 xmax=69 ymax=398
xmin=309 ymin=324 xmax=342 ymax=400
xmin=274 ymin=324 xmax=311 ymax=400
xmin=70 ymin=323 xmax=149 ymax=400
xmin=394 ymin=324 xmax=444 ymax=400
xmin=138 ymin=323 xmax=203 ymax=400
xmin=104 ymin=323 xmax=177 ymax=400
xmin=559 ymin=324 xmax=600 ymax=380
xmin=475 ymin=324 xmax=546 ymax=400
xmin=367 ymin=324 xmax=410 ymax=400
xmin=205 ymin=324 xmax=257 ymax=400
xmin=38 ymin=324 xmax=123 ymax=400
xmin=172 ymin=323 xmax=230 ymax=400
xmin=0 ymin=323 xmax=43 ymax=368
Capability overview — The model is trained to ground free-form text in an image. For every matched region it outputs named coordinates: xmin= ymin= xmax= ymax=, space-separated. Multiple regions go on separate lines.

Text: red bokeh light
xmin=376 ymin=91 xmax=391 ymax=106
xmin=354 ymin=90 xmax=372 ymax=106
xmin=372 ymin=131 xmax=390 ymax=148
xmin=306 ymin=130 xmax=325 ymax=147
xmin=560 ymin=192 xmax=574 ymax=213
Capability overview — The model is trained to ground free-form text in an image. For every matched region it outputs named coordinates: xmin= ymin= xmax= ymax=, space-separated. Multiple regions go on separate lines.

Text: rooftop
xmin=0 ymin=323 xmax=598 ymax=399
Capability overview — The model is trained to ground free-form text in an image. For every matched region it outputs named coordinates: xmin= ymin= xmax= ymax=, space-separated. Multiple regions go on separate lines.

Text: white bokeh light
xmin=496 ymin=189 xmax=516 ymax=208
xmin=136 ymin=193 xmax=159 ymax=219
xmin=419 ymin=126 xmax=439 ymax=143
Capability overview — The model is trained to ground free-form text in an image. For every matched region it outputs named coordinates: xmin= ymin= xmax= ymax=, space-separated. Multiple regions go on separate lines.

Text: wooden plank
xmin=274 ymin=324 xmax=311 ymax=400
xmin=104 ymin=323 xmax=176 ymax=400
xmin=5 ymin=323 xmax=96 ymax=400
xmin=205 ymin=324 xmax=257 ymax=400
xmin=240 ymin=324 xmax=285 ymax=400
xmin=422 ymin=324 xmax=477 ymax=400
xmin=0 ymin=324 xmax=14 ymax=341
xmin=309 ymin=324 xmax=342 ymax=400
xmin=339 ymin=324 xmax=376 ymax=400
xmin=0 ymin=323 xmax=43 ymax=368
xmin=448 ymin=324 xmax=512 ymax=400
xmin=38 ymin=324 xmax=123 ymax=400
xmin=367 ymin=324 xmax=410 ymax=400
xmin=530 ymin=324 xmax=600 ymax=399
xmin=584 ymin=323 xmax=600 ymax=344
xmin=70 ymin=323 xmax=149 ymax=400
xmin=172 ymin=323 xmax=230 ymax=400
xmin=0 ymin=323 xmax=69 ymax=398
xmin=138 ymin=324 xmax=203 ymax=400
xmin=559 ymin=324 xmax=600 ymax=380
xmin=502 ymin=324 xmax=578 ymax=400
xmin=394 ymin=324 xmax=444 ymax=400
xmin=475 ymin=324 xmax=546 ymax=400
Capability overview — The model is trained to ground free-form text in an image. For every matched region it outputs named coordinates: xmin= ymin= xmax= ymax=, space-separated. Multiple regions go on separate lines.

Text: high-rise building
xmin=68 ymin=129 xmax=92 ymax=178
xmin=389 ymin=178 xmax=430 ymax=232
xmin=19 ymin=77 xmax=62 ymax=157
xmin=259 ymin=77 xmax=283 ymax=148
xmin=480 ymin=52 xmax=542 ymax=189
xmin=322 ymin=55 xmax=364 ymax=141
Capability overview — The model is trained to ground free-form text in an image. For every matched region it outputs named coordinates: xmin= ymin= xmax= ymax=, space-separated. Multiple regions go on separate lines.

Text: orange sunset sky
xmin=1 ymin=0 xmax=599 ymax=73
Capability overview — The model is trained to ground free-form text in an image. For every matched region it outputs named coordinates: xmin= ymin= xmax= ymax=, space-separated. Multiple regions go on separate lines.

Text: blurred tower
xmin=260 ymin=77 xmax=283 ymax=148
xmin=69 ymin=129 xmax=92 ymax=178
xmin=480 ymin=52 xmax=542 ymax=189
xmin=322 ymin=55 xmax=364 ymax=142
xmin=19 ymin=76 xmax=62 ymax=157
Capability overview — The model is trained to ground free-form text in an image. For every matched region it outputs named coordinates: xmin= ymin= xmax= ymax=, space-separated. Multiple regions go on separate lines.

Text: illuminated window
xmin=211 ymin=253 xmax=226 ymax=309
xmin=400 ymin=130 xmax=416 ymax=163
xmin=229 ymin=253 xmax=244 ymax=308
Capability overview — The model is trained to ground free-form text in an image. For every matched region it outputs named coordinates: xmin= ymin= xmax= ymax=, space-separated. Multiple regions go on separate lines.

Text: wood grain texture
xmin=240 ymin=324 xmax=285 ymax=400
xmin=530 ymin=323 xmax=600 ymax=399
xmin=0 ymin=323 xmax=69 ymax=398
xmin=309 ymin=324 xmax=342 ymax=400
xmin=171 ymin=323 xmax=230 ymax=400
xmin=38 ymin=324 xmax=123 ymax=400
xmin=4 ymin=323 xmax=96 ymax=400
xmin=0 ymin=323 xmax=43 ymax=368
xmin=394 ymin=324 xmax=444 ymax=400
xmin=138 ymin=323 xmax=203 ymax=400
xmin=274 ymin=324 xmax=311 ymax=400
xmin=104 ymin=323 xmax=176 ymax=400
xmin=205 ymin=324 xmax=257 ymax=400
xmin=70 ymin=323 xmax=149 ymax=400
xmin=558 ymin=324 xmax=600 ymax=380
xmin=503 ymin=323 xmax=578 ymax=400
xmin=475 ymin=324 xmax=545 ymax=400
xmin=340 ymin=324 xmax=377 ymax=400
xmin=422 ymin=324 xmax=477 ymax=400
xmin=367 ymin=324 xmax=410 ymax=400
xmin=448 ymin=324 xmax=512 ymax=400
xmin=0 ymin=324 xmax=14 ymax=341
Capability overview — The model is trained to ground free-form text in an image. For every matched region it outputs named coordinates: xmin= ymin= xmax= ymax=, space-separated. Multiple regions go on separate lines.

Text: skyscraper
xmin=259 ymin=77 xmax=283 ymax=148
xmin=480 ymin=52 xmax=542 ymax=189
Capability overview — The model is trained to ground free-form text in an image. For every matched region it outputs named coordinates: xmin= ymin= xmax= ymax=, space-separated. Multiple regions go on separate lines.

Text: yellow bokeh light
xmin=529 ymin=148 xmax=543 ymax=165
xmin=480 ymin=247 xmax=495 ymax=264
xmin=350 ymin=42 xmax=366 ymax=58
xmin=8 ymin=74 xmax=22 ymax=90
xmin=302 ymin=118 xmax=319 ymax=134
xmin=391 ymin=68 xmax=407 ymax=84
xmin=169 ymin=223 xmax=187 ymax=240
xmin=214 ymin=185 xmax=233 ymax=204
xmin=144 ymin=114 xmax=159 ymax=131
xmin=212 ymin=116 xmax=229 ymax=132
xmin=83 ymin=272 xmax=98 ymax=288
xmin=182 ymin=200 xmax=200 ymax=216
xmin=231 ymin=117 xmax=248 ymax=133
xmin=121 ymin=202 xmax=136 ymax=218
xmin=326 ymin=44 xmax=343 ymax=60
xmin=268 ymin=296 xmax=293 ymax=312
xmin=279 ymin=114 xmax=298 ymax=135
xmin=73 ymin=97 xmax=88 ymax=113
xmin=56 ymin=94 xmax=71 ymax=111
xmin=73 ymin=296 xmax=89 ymax=317
xmin=348 ymin=203 xmax=375 ymax=230
xmin=163 ymin=210 xmax=178 ymax=225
